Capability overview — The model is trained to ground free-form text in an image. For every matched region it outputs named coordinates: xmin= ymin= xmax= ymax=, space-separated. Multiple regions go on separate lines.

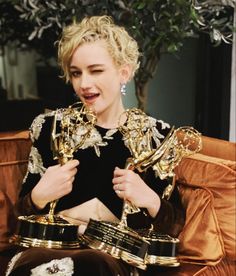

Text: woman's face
xmin=69 ymin=40 xmax=129 ymax=119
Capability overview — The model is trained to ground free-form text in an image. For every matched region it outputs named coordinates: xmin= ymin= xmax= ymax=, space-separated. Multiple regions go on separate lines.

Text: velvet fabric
xmin=6 ymin=248 xmax=132 ymax=276
xmin=200 ymin=136 xmax=236 ymax=161
xmin=140 ymin=258 xmax=236 ymax=276
xmin=192 ymin=258 xmax=236 ymax=276
xmin=176 ymin=153 xmax=236 ymax=263
xmin=177 ymin=184 xmax=224 ymax=264
xmin=0 ymin=131 xmax=31 ymax=252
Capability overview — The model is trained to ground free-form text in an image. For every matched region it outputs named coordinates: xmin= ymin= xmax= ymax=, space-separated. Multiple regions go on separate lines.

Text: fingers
xmin=115 ymin=189 xmax=123 ymax=198
xmin=32 ymin=159 xmax=79 ymax=208
xmin=113 ymin=182 xmax=124 ymax=198
xmin=62 ymin=159 xmax=79 ymax=170
xmin=113 ymin=167 xmax=145 ymax=203
xmin=113 ymin=166 xmax=161 ymax=214
xmin=113 ymin=183 xmax=124 ymax=192
xmin=113 ymin=167 xmax=132 ymax=184
xmin=113 ymin=166 xmax=126 ymax=177
xmin=55 ymin=159 xmax=79 ymax=182
xmin=56 ymin=159 xmax=79 ymax=184
xmin=62 ymin=178 xmax=74 ymax=194
xmin=47 ymin=160 xmax=79 ymax=174
xmin=113 ymin=167 xmax=129 ymax=197
xmin=113 ymin=180 xmax=128 ymax=200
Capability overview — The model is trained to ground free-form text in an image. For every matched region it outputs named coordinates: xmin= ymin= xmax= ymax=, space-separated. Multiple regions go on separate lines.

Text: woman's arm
xmin=112 ymin=167 xmax=185 ymax=237
xmin=16 ymin=113 xmax=78 ymax=216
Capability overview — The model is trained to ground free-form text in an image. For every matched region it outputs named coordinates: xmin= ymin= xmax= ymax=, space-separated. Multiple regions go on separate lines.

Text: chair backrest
xmin=200 ymin=135 xmax=236 ymax=161
xmin=0 ymin=130 xmax=31 ymax=252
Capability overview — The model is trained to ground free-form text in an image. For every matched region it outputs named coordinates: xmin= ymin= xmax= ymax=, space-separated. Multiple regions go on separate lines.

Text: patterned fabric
xmin=30 ymin=257 xmax=74 ymax=276
xmin=7 ymin=248 xmax=133 ymax=276
xmin=5 ymin=252 xmax=23 ymax=276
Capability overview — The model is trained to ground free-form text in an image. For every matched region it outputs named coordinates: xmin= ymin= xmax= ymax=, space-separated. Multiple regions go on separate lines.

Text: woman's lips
xmin=83 ymin=93 xmax=99 ymax=103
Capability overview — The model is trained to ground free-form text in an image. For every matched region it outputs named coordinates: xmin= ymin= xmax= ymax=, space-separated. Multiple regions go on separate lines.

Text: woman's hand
xmin=31 ymin=159 xmax=79 ymax=210
xmin=112 ymin=167 xmax=160 ymax=218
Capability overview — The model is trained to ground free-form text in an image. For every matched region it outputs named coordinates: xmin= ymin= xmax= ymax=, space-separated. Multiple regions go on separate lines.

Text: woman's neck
xmin=96 ymin=105 xmax=126 ymax=129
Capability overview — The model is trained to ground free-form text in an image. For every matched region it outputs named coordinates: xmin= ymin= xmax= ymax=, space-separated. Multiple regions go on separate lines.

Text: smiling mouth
xmin=83 ymin=93 xmax=100 ymax=102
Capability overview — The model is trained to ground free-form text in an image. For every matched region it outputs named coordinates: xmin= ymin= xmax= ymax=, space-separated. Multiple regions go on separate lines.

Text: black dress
xmin=7 ymin=108 xmax=185 ymax=276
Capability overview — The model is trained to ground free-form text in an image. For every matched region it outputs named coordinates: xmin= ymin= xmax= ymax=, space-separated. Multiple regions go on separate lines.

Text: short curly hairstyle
xmin=57 ymin=15 xmax=140 ymax=82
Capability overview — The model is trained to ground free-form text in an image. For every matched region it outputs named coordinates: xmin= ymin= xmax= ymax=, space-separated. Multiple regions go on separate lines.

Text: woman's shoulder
xmin=145 ymin=114 xmax=172 ymax=140
xmin=29 ymin=110 xmax=54 ymax=142
xmin=29 ymin=108 xmax=66 ymax=142
xmin=28 ymin=104 xmax=85 ymax=144
xmin=123 ymin=108 xmax=172 ymax=148
xmin=146 ymin=115 xmax=170 ymax=130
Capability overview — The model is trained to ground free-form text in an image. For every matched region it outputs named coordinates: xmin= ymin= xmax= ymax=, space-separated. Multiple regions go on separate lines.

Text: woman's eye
xmin=70 ymin=71 xmax=81 ymax=77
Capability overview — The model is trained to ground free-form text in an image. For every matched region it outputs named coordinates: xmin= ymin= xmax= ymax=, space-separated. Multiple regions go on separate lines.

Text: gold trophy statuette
xmin=84 ymin=108 xmax=202 ymax=269
xmin=11 ymin=102 xmax=96 ymax=249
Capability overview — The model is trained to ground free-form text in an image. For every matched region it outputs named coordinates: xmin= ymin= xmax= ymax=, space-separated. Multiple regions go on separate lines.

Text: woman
xmin=7 ymin=15 xmax=184 ymax=275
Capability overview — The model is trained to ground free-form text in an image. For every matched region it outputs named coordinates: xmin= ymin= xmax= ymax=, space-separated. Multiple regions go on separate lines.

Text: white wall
xmin=0 ymin=46 xmax=38 ymax=100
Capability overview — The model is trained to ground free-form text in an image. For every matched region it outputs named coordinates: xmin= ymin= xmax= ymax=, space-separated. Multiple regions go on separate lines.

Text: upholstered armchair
xmin=0 ymin=130 xmax=235 ymax=275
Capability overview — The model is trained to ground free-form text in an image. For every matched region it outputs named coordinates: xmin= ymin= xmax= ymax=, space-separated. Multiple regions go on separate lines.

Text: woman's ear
xmin=119 ymin=64 xmax=133 ymax=83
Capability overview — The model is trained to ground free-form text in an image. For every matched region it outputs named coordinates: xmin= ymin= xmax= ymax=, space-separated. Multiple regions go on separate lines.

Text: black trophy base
xmin=137 ymin=229 xmax=180 ymax=267
xmin=11 ymin=215 xmax=82 ymax=249
xmin=84 ymin=219 xmax=149 ymax=270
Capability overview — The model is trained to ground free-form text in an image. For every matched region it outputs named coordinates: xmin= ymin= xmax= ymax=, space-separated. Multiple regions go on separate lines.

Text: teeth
xmin=84 ymin=94 xmax=98 ymax=98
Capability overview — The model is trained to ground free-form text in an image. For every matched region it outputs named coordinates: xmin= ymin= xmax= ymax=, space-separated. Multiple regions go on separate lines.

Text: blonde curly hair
xmin=57 ymin=15 xmax=140 ymax=82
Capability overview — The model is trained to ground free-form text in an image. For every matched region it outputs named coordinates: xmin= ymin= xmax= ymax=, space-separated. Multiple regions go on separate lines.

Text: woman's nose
xmin=80 ymin=74 xmax=92 ymax=89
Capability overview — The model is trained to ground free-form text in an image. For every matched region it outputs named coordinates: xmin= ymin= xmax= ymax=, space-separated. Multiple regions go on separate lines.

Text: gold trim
xmin=85 ymin=237 xmax=147 ymax=270
xmin=146 ymin=255 xmax=180 ymax=267
xmin=121 ymin=251 xmax=147 ymax=270
xmin=144 ymin=236 xmax=179 ymax=243
xmin=84 ymin=238 xmax=121 ymax=259
xmin=10 ymin=235 xmax=81 ymax=249
xmin=18 ymin=215 xmax=78 ymax=226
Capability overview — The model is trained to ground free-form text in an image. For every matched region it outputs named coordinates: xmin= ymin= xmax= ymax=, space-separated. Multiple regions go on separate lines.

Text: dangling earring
xmin=120 ymin=83 xmax=127 ymax=96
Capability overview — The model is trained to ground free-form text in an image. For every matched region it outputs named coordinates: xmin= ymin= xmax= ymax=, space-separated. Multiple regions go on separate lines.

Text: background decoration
xmin=0 ymin=0 xmax=235 ymax=110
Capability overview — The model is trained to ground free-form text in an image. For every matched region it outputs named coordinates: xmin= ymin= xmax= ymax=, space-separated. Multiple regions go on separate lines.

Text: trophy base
xmin=84 ymin=219 xmax=149 ymax=270
xmin=10 ymin=235 xmax=81 ymax=249
xmin=146 ymin=255 xmax=180 ymax=267
xmin=137 ymin=229 xmax=180 ymax=267
xmin=11 ymin=215 xmax=82 ymax=249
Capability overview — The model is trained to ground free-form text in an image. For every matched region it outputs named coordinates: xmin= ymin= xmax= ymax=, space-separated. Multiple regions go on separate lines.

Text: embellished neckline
xmin=95 ymin=124 xmax=117 ymax=131
xmin=95 ymin=125 xmax=120 ymax=140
